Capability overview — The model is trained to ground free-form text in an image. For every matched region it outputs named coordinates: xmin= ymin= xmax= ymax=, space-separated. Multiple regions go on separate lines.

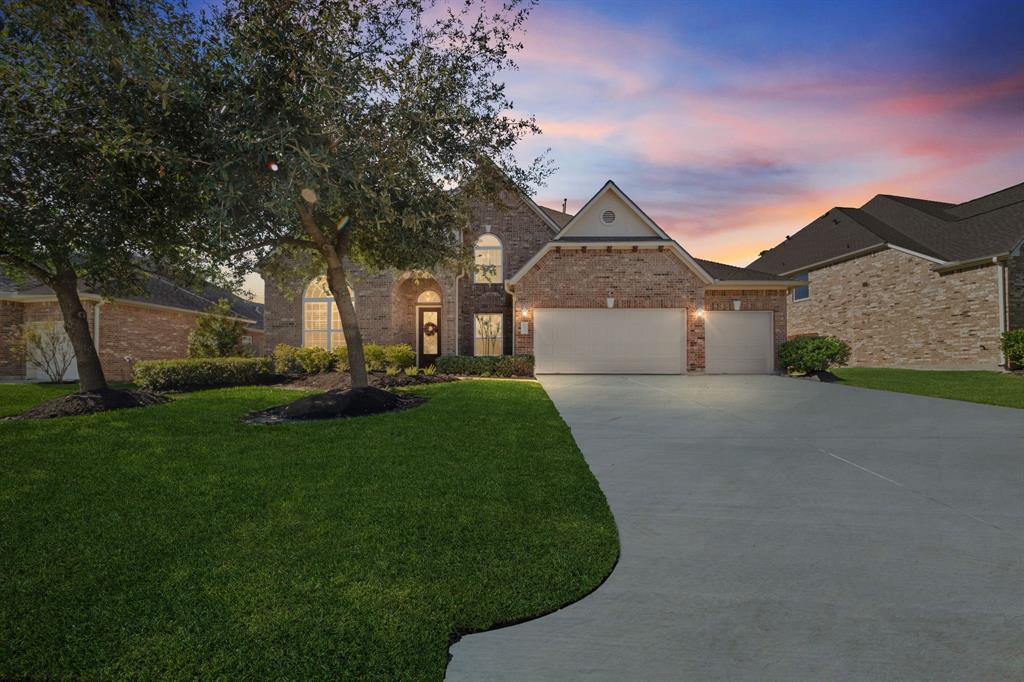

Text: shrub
xmin=384 ymin=365 xmax=401 ymax=377
xmin=18 ymin=322 xmax=75 ymax=382
xmin=295 ymin=346 xmax=335 ymax=374
xmin=363 ymin=343 xmax=387 ymax=372
xmin=272 ymin=344 xmax=303 ymax=376
xmin=779 ymin=335 xmax=851 ymax=375
xmin=1003 ymin=329 xmax=1024 ymax=370
xmin=422 ymin=364 xmax=437 ymax=376
xmin=134 ymin=357 xmax=275 ymax=392
xmin=403 ymin=366 xmax=419 ymax=377
xmin=435 ymin=354 xmax=534 ymax=377
xmin=331 ymin=345 xmax=351 ymax=372
xmin=187 ymin=299 xmax=247 ymax=358
xmin=384 ymin=343 xmax=416 ymax=369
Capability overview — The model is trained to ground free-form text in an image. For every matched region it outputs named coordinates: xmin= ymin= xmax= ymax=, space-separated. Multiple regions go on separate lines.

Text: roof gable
xmin=556 ymin=181 xmax=670 ymax=240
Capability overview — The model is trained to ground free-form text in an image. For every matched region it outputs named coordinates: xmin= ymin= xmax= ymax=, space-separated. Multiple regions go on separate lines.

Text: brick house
xmin=0 ymin=271 xmax=264 ymax=381
xmin=264 ymin=180 xmax=797 ymax=374
xmin=749 ymin=181 xmax=1024 ymax=370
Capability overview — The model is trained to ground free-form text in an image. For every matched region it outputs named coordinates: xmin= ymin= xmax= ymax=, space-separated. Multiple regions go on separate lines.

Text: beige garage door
xmin=705 ymin=311 xmax=774 ymax=374
xmin=534 ymin=308 xmax=685 ymax=374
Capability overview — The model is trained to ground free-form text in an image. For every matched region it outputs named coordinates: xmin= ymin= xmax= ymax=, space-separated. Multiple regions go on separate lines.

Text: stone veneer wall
xmin=510 ymin=246 xmax=787 ymax=372
xmin=788 ymin=248 xmax=1003 ymax=369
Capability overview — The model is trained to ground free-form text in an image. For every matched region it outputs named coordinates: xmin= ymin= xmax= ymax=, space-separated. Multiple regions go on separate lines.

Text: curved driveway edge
xmin=446 ymin=375 xmax=1024 ymax=681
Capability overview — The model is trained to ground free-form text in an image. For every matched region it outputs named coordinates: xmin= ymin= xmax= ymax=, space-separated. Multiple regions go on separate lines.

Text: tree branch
xmin=0 ymin=248 xmax=56 ymax=284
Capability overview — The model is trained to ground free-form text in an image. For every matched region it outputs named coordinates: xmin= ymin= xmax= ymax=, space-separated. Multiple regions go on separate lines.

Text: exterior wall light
xmin=696 ymin=307 xmax=705 ymax=318
xmin=733 ymin=299 xmax=742 ymax=311
xmin=607 ymin=297 xmax=615 ymax=308
xmin=521 ymin=306 xmax=530 ymax=320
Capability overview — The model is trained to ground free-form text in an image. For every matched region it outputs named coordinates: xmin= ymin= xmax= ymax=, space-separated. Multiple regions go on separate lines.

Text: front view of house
xmin=264 ymin=180 xmax=798 ymax=373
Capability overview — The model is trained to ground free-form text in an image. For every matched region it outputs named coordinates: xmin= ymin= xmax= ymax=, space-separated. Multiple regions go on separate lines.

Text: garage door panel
xmin=535 ymin=309 xmax=685 ymax=374
xmin=705 ymin=311 xmax=774 ymax=374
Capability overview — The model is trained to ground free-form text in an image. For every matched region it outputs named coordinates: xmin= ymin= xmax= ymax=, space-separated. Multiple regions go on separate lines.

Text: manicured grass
xmin=0 ymin=381 xmax=618 ymax=680
xmin=0 ymin=382 xmax=79 ymax=417
xmin=833 ymin=368 xmax=1024 ymax=409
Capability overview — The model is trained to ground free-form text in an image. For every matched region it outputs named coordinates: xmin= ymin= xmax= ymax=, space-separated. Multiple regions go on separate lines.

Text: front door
xmin=417 ymin=307 xmax=442 ymax=368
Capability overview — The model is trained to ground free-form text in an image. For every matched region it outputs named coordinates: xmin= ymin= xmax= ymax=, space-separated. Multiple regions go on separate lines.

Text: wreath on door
xmin=422 ymin=321 xmax=438 ymax=337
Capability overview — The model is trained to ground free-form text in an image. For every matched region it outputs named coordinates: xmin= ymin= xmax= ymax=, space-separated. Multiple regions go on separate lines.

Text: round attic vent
xmin=601 ymin=209 xmax=616 ymax=224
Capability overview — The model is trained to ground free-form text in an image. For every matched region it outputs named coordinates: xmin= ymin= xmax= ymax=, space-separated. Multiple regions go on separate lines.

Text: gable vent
xmin=601 ymin=209 xmax=616 ymax=224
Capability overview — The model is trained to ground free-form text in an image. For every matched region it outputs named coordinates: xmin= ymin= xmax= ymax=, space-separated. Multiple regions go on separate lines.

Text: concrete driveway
xmin=447 ymin=375 xmax=1024 ymax=681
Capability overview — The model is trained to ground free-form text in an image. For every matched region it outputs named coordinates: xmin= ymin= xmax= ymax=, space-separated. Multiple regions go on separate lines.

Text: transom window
xmin=302 ymin=277 xmax=354 ymax=350
xmin=474 ymin=313 xmax=503 ymax=356
xmin=793 ymin=272 xmax=810 ymax=301
xmin=417 ymin=290 xmax=441 ymax=304
xmin=474 ymin=233 xmax=503 ymax=284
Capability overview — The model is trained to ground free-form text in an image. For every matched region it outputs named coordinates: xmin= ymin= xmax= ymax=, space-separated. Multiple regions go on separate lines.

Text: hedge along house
xmin=263 ymin=178 xmax=798 ymax=374
xmin=0 ymin=270 xmax=264 ymax=382
xmin=748 ymin=180 xmax=1024 ymax=370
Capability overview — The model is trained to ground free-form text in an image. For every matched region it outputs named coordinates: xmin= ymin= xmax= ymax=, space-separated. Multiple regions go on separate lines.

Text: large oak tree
xmin=204 ymin=0 xmax=549 ymax=388
xmin=0 ymin=0 xmax=216 ymax=392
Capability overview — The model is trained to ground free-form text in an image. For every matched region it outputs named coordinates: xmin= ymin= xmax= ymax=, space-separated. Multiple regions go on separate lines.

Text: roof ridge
xmin=950 ymin=196 xmax=1024 ymax=222
xmin=952 ymin=180 xmax=1024 ymax=209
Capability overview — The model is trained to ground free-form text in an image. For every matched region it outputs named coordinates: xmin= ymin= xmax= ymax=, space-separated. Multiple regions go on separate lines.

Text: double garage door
xmin=533 ymin=308 xmax=773 ymax=375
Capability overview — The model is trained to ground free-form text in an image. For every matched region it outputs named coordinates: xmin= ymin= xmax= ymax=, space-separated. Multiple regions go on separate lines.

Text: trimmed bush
xmin=331 ymin=346 xmax=351 ymax=372
xmin=272 ymin=344 xmax=302 ymax=376
xmin=134 ymin=357 xmax=275 ymax=392
xmin=364 ymin=343 xmax=387 ymax=372
xmin=779 ymin=335 xmax=851 ymax=375
xmin=384 ymin=344 xmax=416 ymax=369
xmin=435 ymin=354 xmax=534 ymax=377
xmin=1003 ymin=329 xmax=1024 ymax=370
xmin=295 ymin=347 xmax=335 ymax=374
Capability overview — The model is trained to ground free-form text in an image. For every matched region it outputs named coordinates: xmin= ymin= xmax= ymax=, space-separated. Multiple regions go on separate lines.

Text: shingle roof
xmin=694 ymin=258 xmax=791 ymax=282
xmin=0 ymin=268 xmax=263 ymax=329
xmin=539 ymin=205 xmax=574 ymax=228
xmin=749 ymin=180 xmax=1024 ymax=274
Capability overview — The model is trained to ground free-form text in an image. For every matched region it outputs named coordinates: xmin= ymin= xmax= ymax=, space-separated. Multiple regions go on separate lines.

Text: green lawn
xmin=0 ymin=381 xmax=618 ymax=680
xmin=833 ymin=368 xmax=1024 ymax=409
xmin=0 ymin=382 xmax=79 ymax=417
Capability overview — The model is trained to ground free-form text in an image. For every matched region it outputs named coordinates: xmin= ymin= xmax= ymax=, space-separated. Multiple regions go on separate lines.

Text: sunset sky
xmin=508 ymin=0 xmax=1024 ymax=266
xmin=236 ymin=0 xmax=1024 ymax=298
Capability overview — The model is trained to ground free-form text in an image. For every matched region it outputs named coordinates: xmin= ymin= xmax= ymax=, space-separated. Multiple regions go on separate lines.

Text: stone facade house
xmin=264 ymin=179 xmax=797 ymax=374
xmin=749 ymin=181 xmax=1024 ymax=370
xmin=0 ymin=271 xmax=264 ymax=381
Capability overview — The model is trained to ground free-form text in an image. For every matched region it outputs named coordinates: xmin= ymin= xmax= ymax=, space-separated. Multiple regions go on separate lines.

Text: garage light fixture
xmin=733 ymin=299 xmax=742 ymax=311
xmin=520 ymin=306 xmax=530 ymax=320
xmin=696 ymin=307 xmax=705 ymax=318
xmin=606 ymin=297 xmax=615 ymax=308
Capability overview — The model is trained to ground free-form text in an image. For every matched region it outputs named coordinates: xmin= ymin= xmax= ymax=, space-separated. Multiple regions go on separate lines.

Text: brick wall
xmin=789 ymin=248 xmax=1002 ymax=369
xmin=457 ymin=191 xmax=557 ymax=355
xmin=0 ymin=300 xmax=26 ymax=376
xmin=1008 ymin=252 xmax=1024 ymax=331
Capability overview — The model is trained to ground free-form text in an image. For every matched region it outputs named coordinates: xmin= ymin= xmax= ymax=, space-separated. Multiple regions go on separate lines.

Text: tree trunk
xmin=51 ymin=271 xmax=108 ymax=392
xmin=325 ymin=260 xmax=369 ymax=388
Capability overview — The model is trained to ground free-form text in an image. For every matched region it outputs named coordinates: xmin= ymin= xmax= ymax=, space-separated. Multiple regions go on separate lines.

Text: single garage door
xmin=534 ymin=308 xmax=685 ymax=374
xmin=704 ymin=310 xmax=774 ymax=374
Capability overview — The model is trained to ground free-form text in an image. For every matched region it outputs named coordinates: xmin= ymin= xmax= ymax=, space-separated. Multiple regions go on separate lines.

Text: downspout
xmin=504 ymin=279 xmax=516 ymax=355
xmin=93 ymin=300 xmax=104 ymax=351
xmin=454 ymin=272 xmax=463 ymax=356
xmin=995 ymin=256 xmax=1006 ymax=367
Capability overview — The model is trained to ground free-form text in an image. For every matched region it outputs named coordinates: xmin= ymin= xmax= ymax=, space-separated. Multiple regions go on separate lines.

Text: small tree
xmin=19 ymin=322 xmax=76 ymax=383
xmin=1002 ymin=329 xmax=1024 ymax=370
xmin=202 ymin=0 xmax=549 ymax=389
xmin=0 ymin=0 xmax=217 ymax=392
xmin=187 ymin=299 xmax=247 ymax=358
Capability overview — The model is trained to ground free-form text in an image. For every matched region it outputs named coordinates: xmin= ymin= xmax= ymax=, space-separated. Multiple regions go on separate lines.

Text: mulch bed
xmin=792 ymin=370 xmax=840 ymax=383
xmin=244 ymin=386 xmax=425 ymax=424
xmin=15 ymin=388 xmax=169 ymax=420
xmin=278 ymin=371 xmax=457 ymax=391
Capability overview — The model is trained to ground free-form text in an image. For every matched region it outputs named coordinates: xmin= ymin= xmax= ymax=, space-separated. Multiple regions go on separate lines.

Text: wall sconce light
xmin=696 ymin=307 xmax=705 ymax=318
xmin=607 ymin=297 xmax=615 ymax=308
xmin=732 ymin=299 xmax=742 ymax=311
xmin=521 ymin=306 xmax=530 ymax=320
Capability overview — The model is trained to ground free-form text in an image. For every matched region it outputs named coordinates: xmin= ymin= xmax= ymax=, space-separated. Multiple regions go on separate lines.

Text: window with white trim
xmin=474 ymin=233 xmax=503 ymax=284
xmin=302 ymin=277 xmax=353 ymax=350
xmin=793 ymin=272 xmax=809 ymax=301
xmin=474 ymin=313 xmax=503 ymax=356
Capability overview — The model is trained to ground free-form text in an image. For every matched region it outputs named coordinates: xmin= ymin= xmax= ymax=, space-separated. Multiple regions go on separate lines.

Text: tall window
xmin=303 ymin=277 xmax=353 ymax=350
xmin=474 ymin=233 xmax=503 ymax=284
xmin=474 ymin=313 xmax=503 ymax=356
xmin=793 ymin=273 xmax=809 ymax=301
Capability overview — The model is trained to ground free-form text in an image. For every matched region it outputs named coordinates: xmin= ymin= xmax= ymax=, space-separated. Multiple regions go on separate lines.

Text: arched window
xmin=302 ymin=277 xmax=353 ymax=350
xmin=417 ymin=290 xmax=441 ymax=304
xmin=474 ymin=233 xmax=503 ymax=284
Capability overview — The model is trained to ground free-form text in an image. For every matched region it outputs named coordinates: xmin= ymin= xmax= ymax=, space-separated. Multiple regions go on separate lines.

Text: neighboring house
xmin=749 ymin=181 xmax=1024 ymax=370
xmin=0 ymin=271 xmax=264 ymax=381
xmin=264 ymin=180 xmax=797 ymax=374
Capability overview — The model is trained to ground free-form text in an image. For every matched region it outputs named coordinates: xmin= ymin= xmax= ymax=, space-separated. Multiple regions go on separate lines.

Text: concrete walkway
xmin=447 ymin=375 xmax=1024 ymax=681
